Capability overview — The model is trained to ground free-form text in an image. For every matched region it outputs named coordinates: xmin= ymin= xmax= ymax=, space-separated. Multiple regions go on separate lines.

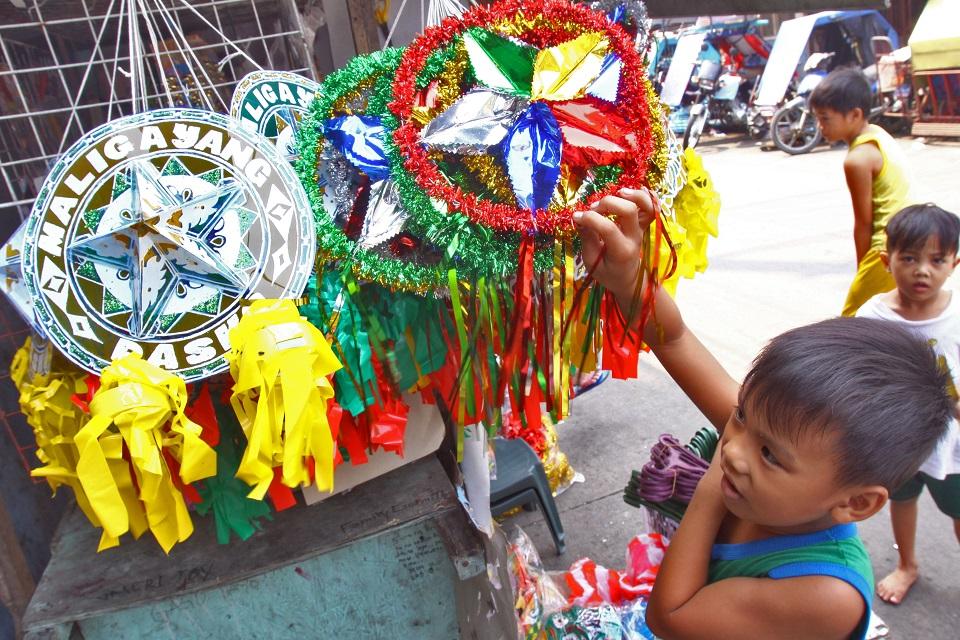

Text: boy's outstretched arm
xmin=574 ymin=190 xmax=739 ymax=430
xmin=645 ymin=459 xmax=866 ymax=640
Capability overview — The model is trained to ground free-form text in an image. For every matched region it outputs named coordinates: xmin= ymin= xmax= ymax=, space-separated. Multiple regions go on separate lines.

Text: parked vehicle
xmin=659 ymin=19 xmax=770 ymax=143
xmin=749 ymin=10 xmax=899 ymax=146
xmin=769 ymin=52 xmax=834 ymax=154
xmin=646 ymin=31 xmax=678 ymax=95
xmin=769 ymin=40 xmax=918 ymax=154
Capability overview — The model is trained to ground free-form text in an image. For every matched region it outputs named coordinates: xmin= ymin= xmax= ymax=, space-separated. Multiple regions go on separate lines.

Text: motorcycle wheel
xmin=683 ymin=110 xmax=707 ymax=149
xmin=771 ymin=103 xmax=822 ymax=155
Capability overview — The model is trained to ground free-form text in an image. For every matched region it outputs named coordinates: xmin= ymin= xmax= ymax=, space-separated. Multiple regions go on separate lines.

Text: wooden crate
xmin=22 ymin=456 xmax=515 ymax=640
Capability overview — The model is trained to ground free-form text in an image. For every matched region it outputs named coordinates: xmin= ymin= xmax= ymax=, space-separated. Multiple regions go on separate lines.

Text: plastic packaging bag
xmin=507 ymin=526 xmax=568 ymax=638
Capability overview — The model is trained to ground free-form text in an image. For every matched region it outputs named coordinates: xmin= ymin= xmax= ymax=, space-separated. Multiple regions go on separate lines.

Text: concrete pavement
xmin=505 ymin=135 xmax=960 ymax=639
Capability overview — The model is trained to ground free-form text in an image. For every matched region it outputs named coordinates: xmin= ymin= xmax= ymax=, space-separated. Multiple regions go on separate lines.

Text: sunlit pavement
xmin=506 ymin=133 xmax=960 ymax=639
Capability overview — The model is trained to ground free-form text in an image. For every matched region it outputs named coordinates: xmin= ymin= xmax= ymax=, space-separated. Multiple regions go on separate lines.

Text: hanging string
xmin=107 ymin=0 xmax=128 ymax=122
xmin=127 ymin=0 xmax=139 ymax=112
xmin=55 ymin=0 xmax=119 ymax=155
xmin=149 ymin=0 xmax=224 ymax=112
xmin=383 ymin=0 xmax=477 ymax=48
xmin=173 ymin=0 xmax=264 ymax=72
xmin=136 ymin=0 xmax=177 ymax=110
xmin=426 ymin=0 xmax=473 ymax=27
xmin=381 ymin=0 xmax=411 ymax=49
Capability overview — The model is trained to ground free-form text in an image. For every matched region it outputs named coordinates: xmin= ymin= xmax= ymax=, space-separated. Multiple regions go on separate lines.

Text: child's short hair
xmin=742 ymin=317 xmax=953 ymax=491
xmin=809 ymin=68 xmax=872 ymax=116
xmin=885 ymin=203 xmax=960 ymax=255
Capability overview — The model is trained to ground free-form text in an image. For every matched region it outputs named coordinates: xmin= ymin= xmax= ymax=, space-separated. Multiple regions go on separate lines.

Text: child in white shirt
xmin=857 ymin=203 xmax=960 ymax=604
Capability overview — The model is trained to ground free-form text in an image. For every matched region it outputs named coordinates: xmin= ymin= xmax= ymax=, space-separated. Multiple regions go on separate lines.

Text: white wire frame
xmin=0 ymin=0 xmax=315 ymax=221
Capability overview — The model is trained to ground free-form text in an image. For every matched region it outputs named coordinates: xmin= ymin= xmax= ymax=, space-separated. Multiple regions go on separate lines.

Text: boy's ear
xmin=880 ymin=251 xmax=889 ymax=270
xmin=830 ymin=486 xmax=888 ymax=523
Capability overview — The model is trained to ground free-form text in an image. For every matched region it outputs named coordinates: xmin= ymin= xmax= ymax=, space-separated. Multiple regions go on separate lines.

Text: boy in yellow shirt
xmin=810 ymin=68 xmax=913 ymax=316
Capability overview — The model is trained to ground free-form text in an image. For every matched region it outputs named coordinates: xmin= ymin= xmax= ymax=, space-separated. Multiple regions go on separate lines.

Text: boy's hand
xmin=573 ymin=188 xmax=654 ymax=300
xmin=690 ymin=441 xmax=727 ymax=512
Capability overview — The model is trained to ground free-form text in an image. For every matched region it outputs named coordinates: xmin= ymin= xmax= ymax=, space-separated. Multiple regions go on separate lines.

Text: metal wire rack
xmin=0 ymin=0 xmax=314 ymax=227
xmin=0 ymin=0 xmax=314 ymax=475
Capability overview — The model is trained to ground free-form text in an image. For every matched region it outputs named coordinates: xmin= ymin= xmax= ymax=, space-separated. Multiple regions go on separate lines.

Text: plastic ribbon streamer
xmin=195 ymin=397 xmax=273 ymax=544
xmin=662 ymin=147 xmax=721 ymax=289
xmin=550 ymin=239 xmax=575 ymax=421
xmin=227 ymin=299 xmax=343 ymax=499
xmin=74 ymin=354 xmax=217 ymax=553
xmin=10 ymin=338 xmax=99 ymax=526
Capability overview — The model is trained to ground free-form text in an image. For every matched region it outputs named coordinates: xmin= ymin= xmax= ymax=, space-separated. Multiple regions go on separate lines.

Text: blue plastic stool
xmin=490 ymin=437 xmax=566 ymax=554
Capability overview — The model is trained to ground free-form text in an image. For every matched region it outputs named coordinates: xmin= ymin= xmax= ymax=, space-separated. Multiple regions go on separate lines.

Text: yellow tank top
xmin=849 ymin=124 xmax=913 ymax=250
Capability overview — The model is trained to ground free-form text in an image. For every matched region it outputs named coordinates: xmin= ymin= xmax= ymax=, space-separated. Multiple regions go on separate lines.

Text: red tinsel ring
xmin=389 ymin=0 xmax=657 ymax=235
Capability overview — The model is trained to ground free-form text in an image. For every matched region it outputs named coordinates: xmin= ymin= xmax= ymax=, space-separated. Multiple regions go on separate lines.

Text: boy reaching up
xmin=573 ymin=189 xmax=953 ymax=639
xmin=856 ymin=204 xmax=960 ymax=605
xmin=810 ymin=68 xmax=915 ymax=317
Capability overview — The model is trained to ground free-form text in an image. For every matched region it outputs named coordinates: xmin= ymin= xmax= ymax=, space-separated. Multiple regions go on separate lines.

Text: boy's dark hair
xmin=885 ymin=203 xmax=960 ymax=255
xmin=742 ymin=317 xmax=953 ymax=491
xmin=809 ymin=68 xmax=872 ymax=116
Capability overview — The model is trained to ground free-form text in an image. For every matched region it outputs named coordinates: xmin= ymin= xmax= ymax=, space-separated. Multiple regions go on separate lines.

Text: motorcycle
xmin=683 ymin=59 xmax=758 ymax=149
xmin=659 ymin=19 xmax=769 ymax=142
xmin=769 ymin=52 xmax=833 ymax=154
xmin=770 ymin=41 xmax=918 ymax=155
xmin=749 ymin=9 xmax=901 ymax=152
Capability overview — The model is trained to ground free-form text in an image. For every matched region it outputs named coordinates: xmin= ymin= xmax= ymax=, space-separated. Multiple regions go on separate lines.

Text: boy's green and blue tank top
xmin=708 ymin=523 xmax=874 ymax=640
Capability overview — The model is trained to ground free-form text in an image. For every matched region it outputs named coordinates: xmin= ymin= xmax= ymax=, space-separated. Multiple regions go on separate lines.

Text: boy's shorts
xmin=890 ymin=472 xmax=960 ymax=518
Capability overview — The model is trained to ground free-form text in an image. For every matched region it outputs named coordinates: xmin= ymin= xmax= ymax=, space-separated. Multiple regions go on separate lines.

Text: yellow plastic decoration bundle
xmin=11 ymin=338 xmax=98 ymax=524
xmin=75 ymin=354 xmax=217 ymax=553
xmin=227 ymin=299 xmax=343 ymax=499
xmin=658 ymin=147 xmax=721 ymax=293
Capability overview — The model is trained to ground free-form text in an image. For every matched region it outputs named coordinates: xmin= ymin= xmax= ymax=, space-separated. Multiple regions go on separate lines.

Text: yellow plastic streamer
xmin=75 ymin=354 xmax=216 ymax=553
xmin=658 ymin=147 xmax=721 ymax=294
xmin=227 ymin=299 xmax=343 ymax=499
xmin=551 ymin=240 xmax=575 ymax=421
xmin=561 ymin=240 xmax=575 ymax=419
xmin=531 ymin=32 xmax=609 ymax=102
xmin=10 ymin=339 xmax=101 ymax=527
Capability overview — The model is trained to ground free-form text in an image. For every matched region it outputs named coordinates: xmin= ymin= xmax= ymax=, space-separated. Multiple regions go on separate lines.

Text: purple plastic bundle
xmin=638 ymin=435 xmax=711 ymax=504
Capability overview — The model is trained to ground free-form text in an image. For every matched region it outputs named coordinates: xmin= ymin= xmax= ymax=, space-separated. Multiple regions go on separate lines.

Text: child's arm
xmin=843 ymin=145 xmax=882 ymax=265
xmin=574 ymin=190 xmax=739 ymax=430
xmin=645 ymin=459 xmax=867 ymax=639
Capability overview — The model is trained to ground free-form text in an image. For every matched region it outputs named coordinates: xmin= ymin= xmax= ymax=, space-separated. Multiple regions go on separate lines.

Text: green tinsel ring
xmin=296 ymin=48 xmax=447 ymax=292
